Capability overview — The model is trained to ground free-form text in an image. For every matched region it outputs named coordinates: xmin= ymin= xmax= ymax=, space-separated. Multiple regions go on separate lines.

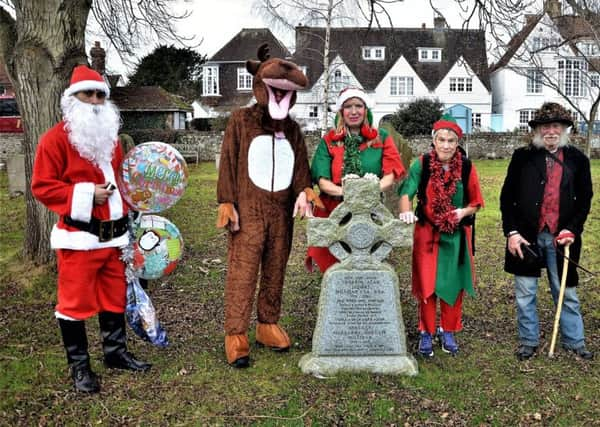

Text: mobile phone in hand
xmin=105 ymin=183 xmax=116 ymax=191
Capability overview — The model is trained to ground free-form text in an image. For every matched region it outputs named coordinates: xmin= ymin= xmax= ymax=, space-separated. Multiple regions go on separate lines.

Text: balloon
xmin=131 ymin=215 xmax=184 ymax=280
xmin=118 ymin=141 xmax=188 ymax=213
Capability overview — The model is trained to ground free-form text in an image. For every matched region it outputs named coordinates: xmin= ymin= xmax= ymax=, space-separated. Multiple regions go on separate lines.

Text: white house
xmin=292 ymin=21 xmax=492 ymax=132
xmin=489 ymin=0 xmax=600 ymax=132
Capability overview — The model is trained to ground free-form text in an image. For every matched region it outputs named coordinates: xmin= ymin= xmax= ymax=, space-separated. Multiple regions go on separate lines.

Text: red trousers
xmin=418 ymin=292 xmax=464 ymax=334
xmin=56 ymin=248 xmax=127 ymax=320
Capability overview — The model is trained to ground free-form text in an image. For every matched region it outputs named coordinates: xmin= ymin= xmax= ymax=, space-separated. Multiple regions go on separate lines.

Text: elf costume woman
xmin=306 ymin=87 xmax=406 ymax=272
xmin=398 ymin=115 xmax=484 ymax=358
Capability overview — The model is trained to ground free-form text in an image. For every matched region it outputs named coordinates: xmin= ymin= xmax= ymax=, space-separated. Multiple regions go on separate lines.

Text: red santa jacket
xmin=31 ymin=121 xmax=129 ymax=250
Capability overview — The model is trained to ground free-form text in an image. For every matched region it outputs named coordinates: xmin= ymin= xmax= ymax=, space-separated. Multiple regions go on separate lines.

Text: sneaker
xmin=564 ymin=346 xmax=594 ymax=360
xmin=418 ymin=332 xmax=434 ymax=358
xmin=437 ymin=327 xmax=459 ymax=356
xmin=516 ymin=344 xmax=537 ymax=361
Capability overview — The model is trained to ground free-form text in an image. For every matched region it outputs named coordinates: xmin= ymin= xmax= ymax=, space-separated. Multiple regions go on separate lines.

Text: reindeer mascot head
xmin=216 ymin=44 xmax=320 ymax=368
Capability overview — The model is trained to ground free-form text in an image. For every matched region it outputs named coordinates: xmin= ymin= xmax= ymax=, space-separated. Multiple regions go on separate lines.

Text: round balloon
xmin=118 ymin=141 xmax=188 ymax=213
xmin=131 ymin=215 xmax=184 ymax=280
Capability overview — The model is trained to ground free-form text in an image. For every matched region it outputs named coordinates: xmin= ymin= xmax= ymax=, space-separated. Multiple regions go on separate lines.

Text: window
xmin=518 ymin=109 xmax=536 ymax=132
xmin=390 ymin=76 xmax=414 ymax=95
xmin=449 ymin=77 xmax=472 ymax=92
xmin=532 ymin=36 xmax=561 ymax=52
xmin=237 ymin=67 xmax=253 ymax=90
xmin=579 ymin=42 xmax=600 ymax=56
xmin=526 ymin=69 xmax=543 ymax=93
xmin=558 ymin=59 xmax=586 ymax=97
xmin=472 ymin=113 xmax=481 ymax=129
xmin=202 ymin=66 xmax=219 ymax=96
xmin=362 ymin=46 xmax=385 ymax=60
xmin=308 ymin=105 xmax=318 ymax=118
xmin=418 ymin=48 xmax=442 ymax=62
xmin=591 ymin=73 xmax=600 ymax=88
xmin=331 ymin=69 xmax=350 ymax=92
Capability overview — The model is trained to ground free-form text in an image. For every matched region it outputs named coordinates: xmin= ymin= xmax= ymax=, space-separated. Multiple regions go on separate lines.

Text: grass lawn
xmin=1 ymin=159 xmax=599 ymax=426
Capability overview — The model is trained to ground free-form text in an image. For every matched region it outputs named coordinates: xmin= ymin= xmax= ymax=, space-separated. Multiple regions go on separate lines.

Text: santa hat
xmin=433 ymin=113 xmax=463 ymax=140
xmin=335 ymin=86 xmax=373 ymax=111
xmin=64 ymin=64 xmax=110 ymax=98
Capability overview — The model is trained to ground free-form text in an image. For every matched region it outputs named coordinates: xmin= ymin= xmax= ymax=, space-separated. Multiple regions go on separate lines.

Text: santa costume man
xmin=31 ymin=64 xmax=150 ymax=393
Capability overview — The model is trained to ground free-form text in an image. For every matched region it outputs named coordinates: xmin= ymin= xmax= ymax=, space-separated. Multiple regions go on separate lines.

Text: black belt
xmin=64 ymin=215 xmax=129 ymax=242
xmin=322 ymin=194 xmax=344 ymax=201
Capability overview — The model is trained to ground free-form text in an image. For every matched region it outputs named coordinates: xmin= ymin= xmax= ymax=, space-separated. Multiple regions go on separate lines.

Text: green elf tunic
xmin=398 ymin=155 xmax=484 ymax=305
xmin=307 ymin=127 xmax=405 ymax=272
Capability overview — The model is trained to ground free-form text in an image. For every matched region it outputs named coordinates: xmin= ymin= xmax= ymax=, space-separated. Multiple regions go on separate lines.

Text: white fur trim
xmin=98 ymin=161 xmax=123 ymax=220
xmin=70 ymin=182 xmax=95 ymax=222
xmin=55 ymin=311 xmax=78 ymax=321
xmin=64 ymin=80 xmax=110 ymax=98
xmin=335 ymin=88 xmax=372 ymax=111
xmin=50 ymin=224 xmax=129 ymax=250
xmin=247 ymin=134 xmax=294 ymax=192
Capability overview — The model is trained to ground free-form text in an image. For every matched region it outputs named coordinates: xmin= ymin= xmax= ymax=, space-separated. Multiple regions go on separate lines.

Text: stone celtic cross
xmin=299 ymin=175 xmax=418 ymax=377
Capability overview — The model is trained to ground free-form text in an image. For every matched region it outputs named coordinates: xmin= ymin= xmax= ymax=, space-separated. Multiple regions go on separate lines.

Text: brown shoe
xmin=225 ymin=335 xmax=250 ymax=368
xmin=256 ymin=323 xmax=291 ymax=352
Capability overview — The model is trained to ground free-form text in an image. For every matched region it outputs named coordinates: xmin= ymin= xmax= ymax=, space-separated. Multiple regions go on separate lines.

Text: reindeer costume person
xmin=216 ymin=45 xmax=320 ymax=368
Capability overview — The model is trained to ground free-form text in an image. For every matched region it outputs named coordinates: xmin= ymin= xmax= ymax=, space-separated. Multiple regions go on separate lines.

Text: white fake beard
xmin=61 ymin=94 xmax=121 ymax=166
xmin=532 ymin=130 xmax=569 ymax=149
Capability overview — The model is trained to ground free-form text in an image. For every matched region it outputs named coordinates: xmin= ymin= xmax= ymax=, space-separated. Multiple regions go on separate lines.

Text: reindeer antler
xmin=257 ymin=43 xmax=270 ymax=62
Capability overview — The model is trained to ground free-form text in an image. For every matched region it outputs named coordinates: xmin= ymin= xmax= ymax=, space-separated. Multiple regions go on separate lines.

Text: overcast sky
xmin=90 ymin=0 xmax=537 ymax=78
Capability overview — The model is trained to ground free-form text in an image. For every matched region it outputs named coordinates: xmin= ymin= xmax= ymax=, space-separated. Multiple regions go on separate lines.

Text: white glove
xmin=399 ymin=211 xmax=418 ymax=224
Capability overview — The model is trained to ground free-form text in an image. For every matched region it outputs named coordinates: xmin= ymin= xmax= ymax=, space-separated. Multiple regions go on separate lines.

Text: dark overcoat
xmin=500 ymin=144 xmax=593 ymax=286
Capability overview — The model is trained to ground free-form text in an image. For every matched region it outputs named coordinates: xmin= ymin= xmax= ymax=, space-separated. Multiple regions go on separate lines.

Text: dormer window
xmin=237 ymin=67 xmax=253 ymax=90
xmin=362 ymin=46 xmax=385 ymax=61
xmin=418 ymin=48 xmax=442 ymax=62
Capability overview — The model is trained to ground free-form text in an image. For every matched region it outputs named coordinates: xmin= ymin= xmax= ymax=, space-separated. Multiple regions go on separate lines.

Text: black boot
xmin=58 ymin=319 xmax=100 ymax=393
xmin=98 ymin=311 xmax=152 ymax=372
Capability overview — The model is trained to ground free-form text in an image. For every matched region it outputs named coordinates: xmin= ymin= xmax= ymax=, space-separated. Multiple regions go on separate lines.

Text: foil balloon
xmin=131 ymin=215 xmax=184 ymax=279
xmin=118 ymin=141 xmax=188 ymax=213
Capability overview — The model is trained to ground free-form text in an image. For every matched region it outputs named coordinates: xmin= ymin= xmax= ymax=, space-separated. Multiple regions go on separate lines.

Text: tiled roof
xmin=111 ymin=86 xmax=192 ymax=111
xmin=209 ymin=28 xmax=291 ymax=62
xmin=292 ymin=26 xmax=491 ymax=92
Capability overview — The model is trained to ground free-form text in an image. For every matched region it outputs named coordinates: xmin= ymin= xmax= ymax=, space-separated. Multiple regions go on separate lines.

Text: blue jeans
xmin=514 ymin=232 xmax=586 ymax=349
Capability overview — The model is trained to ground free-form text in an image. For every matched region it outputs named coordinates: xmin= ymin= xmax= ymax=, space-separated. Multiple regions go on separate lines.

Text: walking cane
xmin=548 ymin=243 xmax=570 ymax=358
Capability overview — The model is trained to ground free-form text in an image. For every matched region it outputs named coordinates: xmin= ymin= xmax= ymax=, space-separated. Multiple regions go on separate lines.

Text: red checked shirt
xmin=538 ymin=149 xmax=563 ymax=234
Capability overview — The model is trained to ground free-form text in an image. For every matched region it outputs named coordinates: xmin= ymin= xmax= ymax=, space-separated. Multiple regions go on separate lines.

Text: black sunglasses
xmin=80 ymin=89 xmax=107 ymax=99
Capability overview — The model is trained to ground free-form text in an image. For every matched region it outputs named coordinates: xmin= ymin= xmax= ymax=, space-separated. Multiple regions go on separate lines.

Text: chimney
xmin=545 ymin=0 xmax=562 ymax=18
xmin=434 ymin=15 xmax=447 ymax=30
xmin=90 ymin=41 xmax=106 ymax=75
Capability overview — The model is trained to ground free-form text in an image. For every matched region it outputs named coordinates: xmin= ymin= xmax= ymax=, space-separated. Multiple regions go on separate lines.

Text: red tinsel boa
xmin=428 ymin=149 xmax=462 ymax=233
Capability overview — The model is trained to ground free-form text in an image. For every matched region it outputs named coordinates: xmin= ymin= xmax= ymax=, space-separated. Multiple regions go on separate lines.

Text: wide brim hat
xmin=64 ymin=64 xmax=110 ymax=98
xmin=528 ymin=102 xmax=573 ymax=128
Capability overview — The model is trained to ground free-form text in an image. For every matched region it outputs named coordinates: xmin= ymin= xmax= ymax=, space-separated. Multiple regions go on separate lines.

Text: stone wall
xmin=3 ymin=130 xmax=598 ymax=169
xmin=0 ymin=132 xmax=24 ymax=168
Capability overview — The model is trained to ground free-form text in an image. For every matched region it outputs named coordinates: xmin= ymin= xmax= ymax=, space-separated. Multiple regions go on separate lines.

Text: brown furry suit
xmin=217 ymin=46 xmax=311 ymax=339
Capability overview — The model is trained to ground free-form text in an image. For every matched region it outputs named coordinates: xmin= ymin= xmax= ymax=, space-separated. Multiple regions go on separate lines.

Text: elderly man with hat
xmin=398 ymin=114 xmax=484 ymax=358
xmin=500 ymin=102 xmax=593 ymax=361
xmin=31 ymin=64 xmax=151 ymax=393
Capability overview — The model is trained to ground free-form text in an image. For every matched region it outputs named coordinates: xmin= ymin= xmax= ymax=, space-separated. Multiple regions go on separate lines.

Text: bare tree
xmin=0 ymin=1 xmax=191 ymax=263
xmin=254 ymin=0 xmax=403 ymax=130
xmin=438 ymin=0 xmax=600 ymax=156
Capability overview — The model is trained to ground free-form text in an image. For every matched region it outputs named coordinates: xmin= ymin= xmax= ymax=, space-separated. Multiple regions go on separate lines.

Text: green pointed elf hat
xmin=433 ymin=113 xmax=463 ymax=139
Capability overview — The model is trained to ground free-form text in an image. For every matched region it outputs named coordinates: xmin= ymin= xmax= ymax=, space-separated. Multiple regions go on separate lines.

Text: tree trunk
xmin=586 ymin=99 xmax=599 ymax=158
xmin=0 ymin=1 xmax=90 ymax=263
xmin=320 ymin=0 xmax=334 ymax=132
